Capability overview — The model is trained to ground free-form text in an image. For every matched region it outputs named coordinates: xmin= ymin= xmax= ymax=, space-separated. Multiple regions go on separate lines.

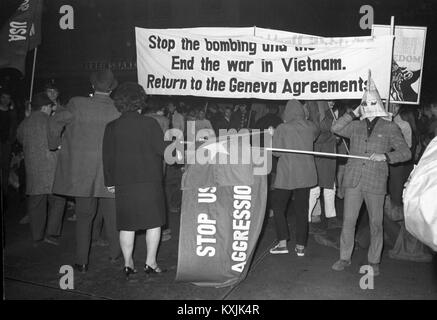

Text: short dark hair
xmin=113 ymin=82 xmax=147 ymax=113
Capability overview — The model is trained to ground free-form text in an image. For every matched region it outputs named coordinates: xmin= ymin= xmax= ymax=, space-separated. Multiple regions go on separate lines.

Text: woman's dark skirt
xmin=115 ymin=182 xmax=166 ymax=231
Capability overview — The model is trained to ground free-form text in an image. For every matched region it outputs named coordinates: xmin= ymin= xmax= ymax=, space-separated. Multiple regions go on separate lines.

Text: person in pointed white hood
xmin=330 ymin=72 xmax=411 ymax=276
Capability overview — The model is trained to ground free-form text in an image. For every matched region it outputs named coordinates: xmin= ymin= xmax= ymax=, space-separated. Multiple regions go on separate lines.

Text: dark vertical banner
xmin=176 ymin=139 xmax=267 ymax=287
xmin=0 ymin=0 xmax=42 ymax=74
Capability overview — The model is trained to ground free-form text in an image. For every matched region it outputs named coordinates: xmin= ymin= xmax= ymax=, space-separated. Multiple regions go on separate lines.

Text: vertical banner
xmin=372 ymin=24 xmax=427 ymax=105
xmin=0 ymin=0 xmax=43 ymax=74
xmin=176 ymin=137 xmax=267 ymax=287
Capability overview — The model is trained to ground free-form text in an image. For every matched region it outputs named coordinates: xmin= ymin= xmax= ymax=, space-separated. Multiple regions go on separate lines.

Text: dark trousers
xmin=271 ymin=187 xmax=310 ymax=246
xmin=75 ymin=197 xmax=120 ymax=265
xmin=28 ymin=194 xmax=66 ymax=241
xmin=389 ymin=163 xmax=414 ymax=206
xmin=164 ymin=165 xmax=182 ymax=212
xmin=92 ymin=207 xmax=105 ymax=241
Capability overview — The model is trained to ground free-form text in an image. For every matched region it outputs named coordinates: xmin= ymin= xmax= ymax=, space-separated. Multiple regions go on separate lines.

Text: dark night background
xmin=1 ymin=0 xmax=436 ymax=104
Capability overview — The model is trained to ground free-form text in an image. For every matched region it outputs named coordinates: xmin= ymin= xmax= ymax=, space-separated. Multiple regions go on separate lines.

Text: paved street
xmin=3 ymin=192 xmax=437 ymax=300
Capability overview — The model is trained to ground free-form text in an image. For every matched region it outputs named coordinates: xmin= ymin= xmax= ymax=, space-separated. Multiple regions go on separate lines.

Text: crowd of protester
xmin=1 ymin=68 xmax=436 ymax=278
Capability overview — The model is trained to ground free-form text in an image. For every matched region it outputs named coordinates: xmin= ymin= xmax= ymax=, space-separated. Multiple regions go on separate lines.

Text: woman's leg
xmin=294 ymin=187 xmax=311 ymax=247
xmin=145 ymin=227 xmax=161 ymax=268
xmin=271 ymin=189 xmax=292 ymax=246
xmin=119 ymin=230 xmax=135 ymax=268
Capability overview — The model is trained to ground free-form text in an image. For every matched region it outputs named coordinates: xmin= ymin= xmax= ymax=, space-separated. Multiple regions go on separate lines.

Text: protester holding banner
xmin=269 ymin=99 xmax=319 ymax=257
xmin=331 ymin=76 xmax=411 ymax=276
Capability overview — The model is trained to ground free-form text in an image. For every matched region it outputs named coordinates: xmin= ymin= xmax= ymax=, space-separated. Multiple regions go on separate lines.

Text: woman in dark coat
xmin=103 ymin=82 xmax=166 ymax=278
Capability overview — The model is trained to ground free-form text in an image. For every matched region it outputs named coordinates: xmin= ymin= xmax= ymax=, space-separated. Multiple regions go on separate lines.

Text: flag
xmin=176 ymin=136 xmax=267 ymax=287
xmin=0 ymin=0 xmax=43 ymax=74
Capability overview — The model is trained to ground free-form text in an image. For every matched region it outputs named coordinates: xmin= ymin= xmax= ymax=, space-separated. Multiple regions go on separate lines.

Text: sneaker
xmin=295 ymin=245 xmax=305 ymax=257
xmin=44 ymin=236 xmax=60 ymax=246
xmin=269 ymin=243 xmax=289 ymax=254
xmin=332 ymin=259 xmax=351 ymax=271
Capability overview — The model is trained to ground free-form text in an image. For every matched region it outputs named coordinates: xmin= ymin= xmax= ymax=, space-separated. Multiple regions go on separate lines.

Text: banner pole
xmin=29 ymin=47 xmax=38 ymax=103
xmin=385 ymin=16 xmax=395 ymax=112
xmin=261 ymin=147 xmax=371 ymax=160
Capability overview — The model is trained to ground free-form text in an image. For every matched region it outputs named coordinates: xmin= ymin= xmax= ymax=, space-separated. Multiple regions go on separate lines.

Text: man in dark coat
xmin=48 ymin=69 xmax=121 ymax=272
xmin=17 ymin=93 xmax=66 ymax=245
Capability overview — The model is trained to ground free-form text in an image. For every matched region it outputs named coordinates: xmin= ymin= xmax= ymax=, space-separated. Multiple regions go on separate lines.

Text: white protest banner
xmin=372 ymin=24 xmax=427 ymax=105
xmin=136 ymin=27 xmax=393 ymax=100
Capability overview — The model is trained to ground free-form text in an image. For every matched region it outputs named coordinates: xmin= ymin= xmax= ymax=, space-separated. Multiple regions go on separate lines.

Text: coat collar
xmin=91 ymin=93 xmax=113 ymax=103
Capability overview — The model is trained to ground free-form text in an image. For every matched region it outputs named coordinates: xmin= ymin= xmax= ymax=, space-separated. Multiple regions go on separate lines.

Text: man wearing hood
xmin=331 ymin=76 xmax=411 ymax=276
xmin=269 ymin=99 xmax=319 ymax=257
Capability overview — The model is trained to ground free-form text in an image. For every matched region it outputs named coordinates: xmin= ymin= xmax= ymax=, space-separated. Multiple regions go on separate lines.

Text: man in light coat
xmin=49 ymin=69 xmax=121 ymax=272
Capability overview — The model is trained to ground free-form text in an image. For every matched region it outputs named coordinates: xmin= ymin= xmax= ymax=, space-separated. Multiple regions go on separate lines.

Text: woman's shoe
xmin=144 ymin=264 xmax=167 ymax=274
xmin=123 ymin=266 xmax=137 ymax=279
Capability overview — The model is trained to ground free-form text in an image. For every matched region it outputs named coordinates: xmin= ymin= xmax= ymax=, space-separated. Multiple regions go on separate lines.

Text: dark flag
xmin=176 ymin=136 xmax=268 ymax=287
xmin=0 ymin=0 xmax=43 ymax=74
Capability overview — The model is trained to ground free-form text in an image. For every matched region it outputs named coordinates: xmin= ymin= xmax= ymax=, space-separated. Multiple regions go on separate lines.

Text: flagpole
xmin=385 ymin=16 xmax=395 ymax=113
xmin=29 ymin=47 xmax=38 ymax=103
